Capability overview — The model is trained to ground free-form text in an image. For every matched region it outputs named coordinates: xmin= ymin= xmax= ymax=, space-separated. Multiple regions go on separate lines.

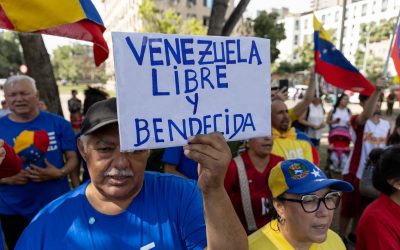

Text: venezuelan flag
xmin=391 ymin=25 xmax=400 ymax=77
xmin=314 ymin=15 xmax=375 ymax=96
xmin=0 ymin=0 xmax=108 ymax=66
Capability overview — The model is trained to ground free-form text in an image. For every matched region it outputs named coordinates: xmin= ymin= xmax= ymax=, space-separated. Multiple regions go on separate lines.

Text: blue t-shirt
xmin=0 ymin=111 xmax=77 ymax=219
xmin=162 ymin=147 xmax=199 ymax=180
xmin=16 ymin=172 xmax=207 ymax=250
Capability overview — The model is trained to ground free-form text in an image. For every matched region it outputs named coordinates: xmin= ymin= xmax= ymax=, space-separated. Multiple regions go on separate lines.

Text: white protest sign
xmin=112 ymin=32 xmax=271 ymax=151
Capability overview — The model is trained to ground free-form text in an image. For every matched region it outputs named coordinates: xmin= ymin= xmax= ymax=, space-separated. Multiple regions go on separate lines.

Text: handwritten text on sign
xmin=112 ymin=32 xmax=271 ymax=150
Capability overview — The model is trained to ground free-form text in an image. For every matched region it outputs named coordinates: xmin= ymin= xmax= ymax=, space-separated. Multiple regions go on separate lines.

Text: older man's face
xmin=80 ymin=124 xmax=149 ymax=201
xmin=4 ymin=79 xmax=39 ymax=117
xmin=271 ymin=101 xmax=290 ymax=133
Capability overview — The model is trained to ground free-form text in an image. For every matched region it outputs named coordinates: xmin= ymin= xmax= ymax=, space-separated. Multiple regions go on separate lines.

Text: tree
xmin=52 ymin=44 xmax=106 ymax=84
xmin=139 ymin=0 xmax=206 ymax=35
xmin=252 ymin=11 xmax=286 ymax=62
xmin=0 ymin=32 xmax=23 ymax=77
xmin=18 ymin=33 xmax=63 ymax=115
xmin=207 ymin=0 xmax=251 ymax=36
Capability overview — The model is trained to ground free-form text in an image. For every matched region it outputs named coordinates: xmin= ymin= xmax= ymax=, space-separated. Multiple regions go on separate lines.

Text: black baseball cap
xmin=80 ymin=98 xmax=118 ymax=135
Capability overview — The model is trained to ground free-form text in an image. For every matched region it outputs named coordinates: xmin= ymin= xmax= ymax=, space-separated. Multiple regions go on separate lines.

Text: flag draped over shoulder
xmin=391 ymin=25 xmax=400 ymax=77
xmin=0 ymin=0 xmax=109 ymax=66
xmin=313 ymin=15 xmax=375 ymax=96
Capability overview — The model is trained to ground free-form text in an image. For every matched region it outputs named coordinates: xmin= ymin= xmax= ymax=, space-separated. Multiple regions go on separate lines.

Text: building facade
xmin=102 ymin=0 xmax=234 ymax=83
xmin=277 ymin=0 xmax=399 ymax=70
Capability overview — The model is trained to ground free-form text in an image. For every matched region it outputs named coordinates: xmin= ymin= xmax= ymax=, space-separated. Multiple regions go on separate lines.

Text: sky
xmin=43 ymin=0 xmax=312 ymax=53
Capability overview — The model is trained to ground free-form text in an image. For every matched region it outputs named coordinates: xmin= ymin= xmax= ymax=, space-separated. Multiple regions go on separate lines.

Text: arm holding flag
xmin=293 ymin=71 xmax=316 ymax=117
xmin=355 ymin=77 xmax=387 ymax=126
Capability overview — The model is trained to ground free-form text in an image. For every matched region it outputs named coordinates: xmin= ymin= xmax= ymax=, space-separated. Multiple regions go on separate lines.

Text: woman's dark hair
xmin=83 ymin=86 xmax=109 ymax=115
xmin=332 ymin=93 xmax=348 ymax=114
xmin=387 ymin=114 xmax=400 ymax=145
xmin=372 ymin=145 xmax=400 ymax=195
xmin=266 ymin=198 xmax=281 ymax=231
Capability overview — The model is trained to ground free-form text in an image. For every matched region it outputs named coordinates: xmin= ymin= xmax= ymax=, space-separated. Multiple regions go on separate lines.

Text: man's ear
xmin=77 ymin=139 xmax=87 ymax=162
xmin=388 ymin=178 xmax=400 ymax=190
xmin=273 ymin=199 xmax=286 ymax=220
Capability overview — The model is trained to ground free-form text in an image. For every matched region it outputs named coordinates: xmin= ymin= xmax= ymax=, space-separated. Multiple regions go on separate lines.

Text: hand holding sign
xmin=112 ymin=33 xmax=271 ymax=151
xmin=183 ymin=132 xmax=231 ymax=194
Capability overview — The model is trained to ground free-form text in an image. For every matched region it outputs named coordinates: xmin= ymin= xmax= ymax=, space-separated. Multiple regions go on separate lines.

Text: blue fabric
xmin=0 ymin=111 xmax=76 ymax=219
xmin=162 ymin=147 xmax=199 ymax=180
xmin=280 ymin=159 xmax=353 ymax=194
xmin=79 ymin=0 xmax=104 ymax=25
xmin=15 ymin=172 xmax=207 ymax=250
xmin=314 ymin=32 xmax=358 ymax=72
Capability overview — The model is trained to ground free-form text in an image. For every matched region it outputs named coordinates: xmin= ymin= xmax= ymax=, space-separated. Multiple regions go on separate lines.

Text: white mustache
xmin=104 ymin=168 xmax=134 ymax=177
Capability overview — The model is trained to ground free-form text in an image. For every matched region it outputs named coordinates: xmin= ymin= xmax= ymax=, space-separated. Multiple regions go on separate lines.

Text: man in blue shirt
xmin=16 ymin=98 xmax=248 ymax=250
xmin=0 ymin=75 xmax=79 ymax=249
xmin=162 ymin=146 xmax=199 ymax=180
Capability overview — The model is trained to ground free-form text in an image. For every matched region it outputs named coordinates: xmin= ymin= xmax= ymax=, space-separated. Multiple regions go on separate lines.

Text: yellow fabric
xmin=288 ymin=108 xmax=297 ymax=125
xmin=268 ymin=162 xmax=289 ymax=198
xmin=249 ymin=220 xmax=346 ymax=250
xmin=13 ymin=130 xmax=34 ymax=154
xmin=0 ymin=0 xmax=85 ymax=32
xmin=313 ymin=15 xmax=334 ymax=44
xmin=271 ymin=127 xmax=314 ymax=162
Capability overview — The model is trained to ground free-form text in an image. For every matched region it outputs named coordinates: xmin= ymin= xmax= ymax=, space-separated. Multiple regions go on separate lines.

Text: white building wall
xmin=277 ymin=0 xmax=400 ymax=68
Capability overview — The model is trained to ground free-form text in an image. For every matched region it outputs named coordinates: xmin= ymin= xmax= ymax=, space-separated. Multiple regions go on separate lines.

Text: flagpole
xmin=383 ymin=8 xmax=400 ymax=78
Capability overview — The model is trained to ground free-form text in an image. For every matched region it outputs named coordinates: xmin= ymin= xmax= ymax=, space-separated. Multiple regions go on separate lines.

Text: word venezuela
xmin=125 ymin=35 xmax=264 ymax=147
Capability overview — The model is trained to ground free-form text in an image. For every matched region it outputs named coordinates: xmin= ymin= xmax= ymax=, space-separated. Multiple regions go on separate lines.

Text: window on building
xmin=361 ymin=3 xmax=367 ymax=16
xmin=170 ymin=0 xmax=179 ymax=5
xmin=335 ymin=11 xmax=339 ymax=22
xmin=382 ymin=0 xmax=388 ymax=11
xmin=295 ymin=20 xmax=300 ymax=30
xmin=322 ymin=14 xmax=326 ymax=23
xmin=203 ymin=16 xmax=210 ymax=26
xmin=353 ymin=6 xmax=357 ymax=18
xmin=304 ymin=19 xmax=308 ymax=29
xmin=372 ymin=1 xmax=376 ymax=13
xmin=187 ymin=0 xmax=196 ymax=7
xmin=294 ymin=35 xmax=299 ymax=46
xmin=345 ymin=8 xmax=348 ymax=20
xmin=203 ymin=0 xmax=212 ymax=8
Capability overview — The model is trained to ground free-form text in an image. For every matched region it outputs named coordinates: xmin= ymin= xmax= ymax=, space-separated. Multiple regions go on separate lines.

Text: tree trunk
xmin=207 ymin=0 xmax=229 ymax=35
xmin=18 ymin=33 xmax=63 ymax=116
xmin=221 ymin=0 xmax=251 ymax=36
xmin=208 ymin=0 xmax=251 ymax=36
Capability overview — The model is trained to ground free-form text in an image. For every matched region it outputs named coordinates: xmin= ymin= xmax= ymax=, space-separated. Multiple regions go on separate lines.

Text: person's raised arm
xmin=293 ymin=72 xmax=316 ymax=117
xmin=355 ymin=77 xmax=386 ymax=126
xmin=0 ymin=139 xmax=5 ymax=165
xmin=184 ymin=133 xmax=248 ymax=250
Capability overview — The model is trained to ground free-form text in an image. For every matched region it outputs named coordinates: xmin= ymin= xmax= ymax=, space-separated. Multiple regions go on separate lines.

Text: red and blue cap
xmin=268 ymin=159 xmax=353 ymax=198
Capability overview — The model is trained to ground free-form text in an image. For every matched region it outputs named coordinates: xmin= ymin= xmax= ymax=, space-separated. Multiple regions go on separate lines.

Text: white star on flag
xmin=323 ymin=49 xmax=328 ymax=54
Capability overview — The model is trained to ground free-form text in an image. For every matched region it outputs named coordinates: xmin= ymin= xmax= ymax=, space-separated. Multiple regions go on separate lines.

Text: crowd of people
xmin=0 ymin=73 xmax=399 ymax=249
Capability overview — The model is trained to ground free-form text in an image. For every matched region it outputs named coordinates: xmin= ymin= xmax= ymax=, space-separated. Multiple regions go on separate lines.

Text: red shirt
xmin=347 ymin=115 xmax=365 ymax=175
xmin=357 ymin=194 xmax=400 ymax=250
xmin=224 ymin=151 xmax=284 ymax=233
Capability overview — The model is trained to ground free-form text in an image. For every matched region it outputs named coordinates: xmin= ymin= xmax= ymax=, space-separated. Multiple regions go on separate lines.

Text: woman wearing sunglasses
xmin=249 ymin=159 xmax=353 ymax=250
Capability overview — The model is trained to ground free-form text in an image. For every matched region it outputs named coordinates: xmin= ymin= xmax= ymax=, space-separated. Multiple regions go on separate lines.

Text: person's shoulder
xmin=31 ymin=184 xmax=86 ymax=222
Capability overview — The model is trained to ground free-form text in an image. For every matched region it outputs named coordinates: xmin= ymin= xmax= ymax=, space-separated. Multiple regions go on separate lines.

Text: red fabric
xmin=315 ymin=51 xmax=375 ymax=96
xmin=356 ymin=194 xmax=400 ymax=250
xmin=311 ymin=145 xmax=319 ymax=165
xmin=0 ymin=141 xmax=22 ymax=178
xmin=0 ymin=6 xmax=14 ymax=29
xmin=36 ymin=20 xmax=108 ymax=66
xmin=347 ymin=115 xmax=365 ymax=175
xmin=33 ymin=130 xmax=50 ymax=153
xmin=224 ymin=151 xmax=284 ymax=234
xmin=391 ymin=27 xmax=400 ymax=77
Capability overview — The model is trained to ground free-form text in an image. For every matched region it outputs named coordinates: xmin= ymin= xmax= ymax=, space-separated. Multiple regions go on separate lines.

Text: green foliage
xmin=365 ymin=55 xmax=384 ymax=82
xmin=0 ymin=32 xmax=23 ymax=77
xmin=252 ymin=11 xmax=286 ymax=62
xmin=274 ymin=60 xmax=309 ymax=74
xmin=52 ymin=44 xmax=106 ymax=84
xmin=139 ymin=0 xmax=206 ymax=35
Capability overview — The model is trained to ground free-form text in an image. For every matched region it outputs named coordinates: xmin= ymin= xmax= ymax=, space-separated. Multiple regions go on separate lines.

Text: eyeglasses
xmin=278 ymin=191 xmax=342 ymax=213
